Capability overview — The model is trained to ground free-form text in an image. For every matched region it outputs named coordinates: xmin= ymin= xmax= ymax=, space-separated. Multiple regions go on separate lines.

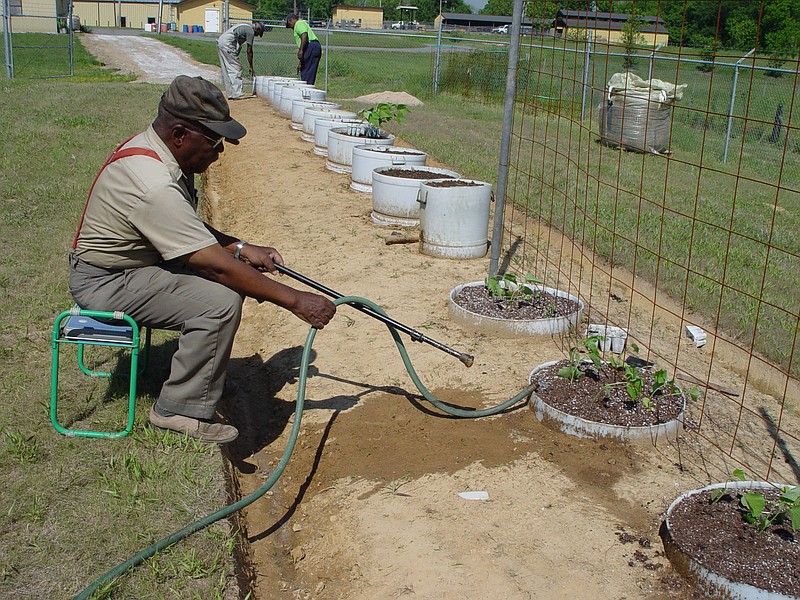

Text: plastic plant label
xmin=458 ymin=491 xmax=489 ymax=501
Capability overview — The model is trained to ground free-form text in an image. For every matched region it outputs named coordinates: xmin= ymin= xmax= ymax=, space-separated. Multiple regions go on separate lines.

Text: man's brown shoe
xmin=149 ymin=407 xmax=238 ymax=444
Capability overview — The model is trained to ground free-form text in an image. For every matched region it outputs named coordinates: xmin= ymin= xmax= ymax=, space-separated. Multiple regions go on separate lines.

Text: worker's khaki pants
xmin=217 ymin=45 xmax=245 ymax=99
xmin=69 ymin=258 xmax=243 ymax=420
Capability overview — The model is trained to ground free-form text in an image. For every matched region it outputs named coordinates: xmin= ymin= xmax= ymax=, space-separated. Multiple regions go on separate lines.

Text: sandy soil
xmin=78 ymin=35 xmax=788 ymax=599
xmin=208 ymin=98 xmax=712 ymax=599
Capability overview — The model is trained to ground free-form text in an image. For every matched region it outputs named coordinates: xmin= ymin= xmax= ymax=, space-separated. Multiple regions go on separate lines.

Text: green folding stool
xmin=50 ymin=306 xmax=151 ymax=438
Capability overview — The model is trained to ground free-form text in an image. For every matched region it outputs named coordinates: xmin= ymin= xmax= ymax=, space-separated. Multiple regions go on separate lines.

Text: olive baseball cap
xmin=160 ymin=75 xmax=246 ymax=143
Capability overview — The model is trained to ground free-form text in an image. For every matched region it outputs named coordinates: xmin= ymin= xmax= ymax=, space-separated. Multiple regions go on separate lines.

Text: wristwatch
xmin=234 ymin=240 xmax=247 ymax=260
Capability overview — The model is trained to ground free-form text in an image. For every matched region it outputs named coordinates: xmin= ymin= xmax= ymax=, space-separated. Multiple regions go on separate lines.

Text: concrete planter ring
xmin=449 ymin=281 xmax=584 ymax=336
xmin=301 ymin=108 xmax=357 ymax=143
xmin=325 ymin=126 xmax=395 ymax=174
xmin=527 ymin=360 xmax=685 ymax=442
xmin=371 ymin=166 xmax=461 ymax=227
xmin=291 ymin=100 xmax=340 ymax=130
xmin=350 ymin=146 xmax=428 ymax=193
xmin=660 ymin=481 xmax=799 ymax=599
xmin=313 ymin=118 xmax=366 ymax=157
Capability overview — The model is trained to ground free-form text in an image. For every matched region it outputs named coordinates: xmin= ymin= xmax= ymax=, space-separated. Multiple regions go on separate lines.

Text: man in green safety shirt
xmin=285 ymin=14 xmax=322 ymax=85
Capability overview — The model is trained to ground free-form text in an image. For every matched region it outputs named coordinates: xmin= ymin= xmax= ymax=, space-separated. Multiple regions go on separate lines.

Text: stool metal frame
xmin=50 ymin=307 xmax=151 ymax=438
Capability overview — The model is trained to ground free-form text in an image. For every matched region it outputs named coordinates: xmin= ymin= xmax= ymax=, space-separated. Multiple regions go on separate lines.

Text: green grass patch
xmin=9 ymin=32 xmax=136 ymax=81
xmin=0 ymin=40 xmax=236 ymax=598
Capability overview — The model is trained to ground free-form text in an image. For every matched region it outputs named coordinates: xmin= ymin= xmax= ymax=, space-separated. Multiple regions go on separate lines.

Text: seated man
xmin=69 ymin=75 xmax=335 ymax=443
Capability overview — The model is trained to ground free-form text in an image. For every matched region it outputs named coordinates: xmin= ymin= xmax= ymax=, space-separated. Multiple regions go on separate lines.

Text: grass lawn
xmin=0 ymin=38 xmax=240 ymax=599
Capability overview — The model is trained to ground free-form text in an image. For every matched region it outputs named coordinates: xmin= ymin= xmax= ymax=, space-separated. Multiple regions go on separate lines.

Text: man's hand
xmin=291 ymin=291 xmax=336 ymax=329
xmin=238 ymin=244 xmax=283 ymax=274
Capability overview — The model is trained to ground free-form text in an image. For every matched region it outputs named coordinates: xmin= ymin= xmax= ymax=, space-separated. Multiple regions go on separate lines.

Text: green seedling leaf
xmin=741 ymin=492 xmax=766 ymax=518
xmin=710 ymin=488 xmax=727 ymax=503
xmin=641 ymin=396 xmax=652 ymax=410
xmin=732 ymin=469 xmax=747 ymax=481
xmin=780 ymin=485 xmax=800 ymax=503
xmin=558 ymin=365 xmax=582 ymax=382
xmin=787 ymin=505 xmax=800 ymax=532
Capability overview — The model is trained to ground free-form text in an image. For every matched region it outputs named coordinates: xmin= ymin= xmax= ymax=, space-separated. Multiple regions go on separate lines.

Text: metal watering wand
xmin=274 ymin=263 xmax=475 ymax=367
xmin=74 ymin=269 xmax=535 ymax=599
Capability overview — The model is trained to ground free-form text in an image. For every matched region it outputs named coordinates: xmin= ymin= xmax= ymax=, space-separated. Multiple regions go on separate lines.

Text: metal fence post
xmin=323 ymin=27 xmax=328 ymax=93
xmin=580 ymin=30 xmax=592 ymax=121
xmin=68 ymin=0 xmax=74 ymax=76
xmin=647 ymin=41 xmax=664 ymax=81
xmin=488 ymin=0 xmax=524 ymax=278
xmin=723 ymin=48 xmax=755 ymax=164
xmin=3 ymin=0 xmax=13 ymax=79
xmin=433 ymin=21 xmax=442 ymax=95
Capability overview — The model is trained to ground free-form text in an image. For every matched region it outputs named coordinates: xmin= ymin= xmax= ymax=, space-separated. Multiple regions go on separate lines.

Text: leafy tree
xmin=620 ymin=11 xmax=645 ymax=70
xmin=480 ymin=0 xmax=512 ymax=17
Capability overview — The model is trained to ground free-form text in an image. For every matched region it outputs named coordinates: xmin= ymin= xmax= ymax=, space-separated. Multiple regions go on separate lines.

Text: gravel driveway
xmin=78 ymin=32 xmax=220 ymax=84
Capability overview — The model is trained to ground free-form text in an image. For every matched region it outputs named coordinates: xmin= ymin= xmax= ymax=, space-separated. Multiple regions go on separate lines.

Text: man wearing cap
xmin=217 ymin=21 xmax=265 ymax=99
xmin=285 ymin=14 xmax=321 ymax=85
xmin=69 ymin=75 xmax=336 ymax=444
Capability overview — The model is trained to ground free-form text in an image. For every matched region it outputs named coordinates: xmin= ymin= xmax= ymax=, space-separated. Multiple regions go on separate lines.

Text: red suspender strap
xmin=71 ymin=137 xmax=163 ymax=249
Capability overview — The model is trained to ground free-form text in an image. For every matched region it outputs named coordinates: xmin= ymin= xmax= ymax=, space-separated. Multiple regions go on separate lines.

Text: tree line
xmin=482 ymin=0 xmax=800 ymax=55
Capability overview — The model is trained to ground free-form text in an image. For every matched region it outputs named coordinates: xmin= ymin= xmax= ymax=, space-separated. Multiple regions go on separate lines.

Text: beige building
xmin=331 ymin=5 xmax=383 ymax=30
xmin=554 ymin=9 xmax=669 ymax=47
xmin=70 ymin=0 xmax=253 ymax=32
xmin=3 ymin=0 xmax=69 ymax=33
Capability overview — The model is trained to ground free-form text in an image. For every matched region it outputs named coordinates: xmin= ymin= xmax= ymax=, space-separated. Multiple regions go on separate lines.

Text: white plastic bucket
xmin=291 ymin=100 xmax=340 ymax=130
xmin=266 ymin=78 xmax=299 ymax=104
xmin=350 ymin=146 xmax=428 ymax=193
xmin=278 ymin=85 xmax=325 ymax=117
xmin=418 ymin=179 xmax=492 ymax=259
xmin=273 ymin=82 xmax=311 ymax=108
xmin=313 ymin=118 xmax=365 ymax=157
xmin=325 ymin=126 xmax=396 ymax=174
xmin=302 ymin=108 xmax=357 ymax=142
xmin=371 ymin=166 xmax=461 ymax=227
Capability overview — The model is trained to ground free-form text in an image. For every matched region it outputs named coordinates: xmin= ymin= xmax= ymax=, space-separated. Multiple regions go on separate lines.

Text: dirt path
xmin=209 ymin=99 xmax=707 ymax=599
xmin=78 ymin=35 xmax=715 ymax=599
xmin=77 ymin=32 xmax=219 ymax=83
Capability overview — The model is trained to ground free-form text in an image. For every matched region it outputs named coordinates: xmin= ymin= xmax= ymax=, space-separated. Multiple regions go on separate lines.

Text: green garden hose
xmin=75 ymin=296 xmax=533 ymax=599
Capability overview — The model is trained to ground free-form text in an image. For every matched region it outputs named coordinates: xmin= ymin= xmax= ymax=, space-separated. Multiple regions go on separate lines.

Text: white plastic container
xmin=302 ymin=108 xmax=357 ymax=143
xmin=325 ymin=125 xmax=396 ymax=174
xmin=278 ymin=86 xmax=326 ymax=117
xmin=418 ymin=179 xmax=492 ymax=259
xmin=266 ymin=78 xmax=299 ymax=104
xmin=273 ymin=82 xmax=310 ymax=108
xmin=313 ymin=118 xmax=365 ymax=157
xmin=350 ymin=146 xmax=428 ymax=193
xmin=371 ymin=166 xmax=461 ymax=227
xmin=291 ymin=100 xmax=340 ymax=130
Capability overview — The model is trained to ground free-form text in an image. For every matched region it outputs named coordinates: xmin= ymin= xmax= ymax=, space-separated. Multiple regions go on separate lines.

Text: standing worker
xmin=69 ymin=76 xmax=336 ymax=443
xmin=285 ymin=14 xmax=321 ymax=85
xmin=217 ymin=21 xmax=265 ymax=99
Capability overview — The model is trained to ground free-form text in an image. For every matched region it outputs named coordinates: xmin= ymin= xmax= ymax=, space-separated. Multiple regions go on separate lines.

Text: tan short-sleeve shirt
xmin=74 ymin=126 xmax=217 ymax=269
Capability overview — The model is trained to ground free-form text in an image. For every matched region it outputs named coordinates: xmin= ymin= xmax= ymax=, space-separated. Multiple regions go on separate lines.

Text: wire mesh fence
xmin=498 ymin=5 xmax=799 ymax=484
xmin=252 ymin=18 xmax=800 ymax=483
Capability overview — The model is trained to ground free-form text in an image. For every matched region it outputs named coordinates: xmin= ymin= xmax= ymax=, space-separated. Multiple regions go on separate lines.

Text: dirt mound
xmin=353 ymin=91 xmax=424 ymax=106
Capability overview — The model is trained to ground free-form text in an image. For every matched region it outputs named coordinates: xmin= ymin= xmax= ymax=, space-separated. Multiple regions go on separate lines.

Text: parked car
xmin=391 ymin=21 xmax=404 ymax=29
xmin=491 ymin=25 xmax=509 ymax=34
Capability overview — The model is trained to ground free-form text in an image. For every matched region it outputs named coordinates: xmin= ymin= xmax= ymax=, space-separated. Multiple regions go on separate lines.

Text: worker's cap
xmin=285 ymin=13 xmax=298 ymax=27
xmin=160 ymin=75 xmax=246 ymax=144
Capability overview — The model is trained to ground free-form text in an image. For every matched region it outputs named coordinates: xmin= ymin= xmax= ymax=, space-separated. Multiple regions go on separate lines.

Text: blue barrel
xmin=199 ymin=26 xmax=204 ymax=32
xmin=183 ymin=24 xmax=188 ymax=32
xmin=192 ymin=25 xmax=198 ymax=33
